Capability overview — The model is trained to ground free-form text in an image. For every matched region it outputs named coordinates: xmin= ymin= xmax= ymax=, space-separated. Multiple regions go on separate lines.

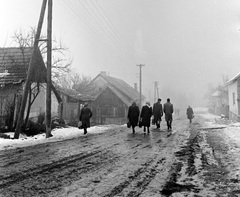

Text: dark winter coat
xmin=186 ymin=107 xmax=194 ymax=120
xmin=152 ymin=102 xmax=163 ymax=123
xmin=163 ymin=102 xmax=174 ymax=121
xmin=127 ymin=104 xmax=140 ymax=127
xmin=140 ymin=105 xmax=152 ymax=127
xmin=79 ymin=106 xmax=93 ymax=128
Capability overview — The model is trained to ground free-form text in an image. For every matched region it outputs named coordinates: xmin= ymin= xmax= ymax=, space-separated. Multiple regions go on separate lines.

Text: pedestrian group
xmin=127 ymin=98 xmax=174 ymax=134
xmin=77 ymin=99 xmax=194 ymax=135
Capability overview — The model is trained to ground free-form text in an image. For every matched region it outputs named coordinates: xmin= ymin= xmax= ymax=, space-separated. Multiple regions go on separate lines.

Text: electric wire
xmin=78 ymin=0 xmax=135 ymax=63
xmin=61 ymin=0 xmax=135 ymax=63
xmin=89 ymin=0 xmax=136 ymax=57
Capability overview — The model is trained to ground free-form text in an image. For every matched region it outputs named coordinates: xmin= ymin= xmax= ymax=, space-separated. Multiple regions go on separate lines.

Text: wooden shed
xmin=56 ymin=87 xmax=94 ymax=124
xmin=89 ymin=72 xmax=145 ymax=125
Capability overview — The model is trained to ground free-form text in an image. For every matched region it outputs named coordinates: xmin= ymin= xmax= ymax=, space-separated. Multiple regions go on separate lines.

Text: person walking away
xmin=127 ymin=102 xmax=140 ymax=134
xmin=79 ymin=102 xmax=92 ymax=135
xmin=163 ymin=98 xmax=174 ymax=131
xmin=152 ymin=98 xmax=163 ymax=129
xmin=186 ymin=105 xmax=194 ymax=123
xmin=140 ymin=101 xmax=152 ymax=133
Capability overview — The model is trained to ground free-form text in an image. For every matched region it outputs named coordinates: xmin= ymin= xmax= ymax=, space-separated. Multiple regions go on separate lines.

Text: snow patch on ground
xmin=0 ymin=125 xmax=120 ymax=151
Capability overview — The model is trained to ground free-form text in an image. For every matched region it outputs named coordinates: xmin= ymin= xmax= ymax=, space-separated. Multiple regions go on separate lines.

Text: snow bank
xmin=0 ymin=125 xmax=121 ymax=151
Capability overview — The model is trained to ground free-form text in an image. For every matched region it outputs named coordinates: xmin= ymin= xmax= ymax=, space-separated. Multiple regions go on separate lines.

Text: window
xmin=233 ymin=92 xmax=236 ymax=105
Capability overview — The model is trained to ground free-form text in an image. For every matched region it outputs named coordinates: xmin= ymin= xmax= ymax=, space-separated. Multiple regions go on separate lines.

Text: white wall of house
xmin=28 ymin=84 xmax=59 ymax=119
xmin=228 ymin=80 xmax=238 ymax=119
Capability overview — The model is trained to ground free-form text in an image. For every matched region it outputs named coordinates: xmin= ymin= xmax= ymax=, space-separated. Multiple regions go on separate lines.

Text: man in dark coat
xmin=127 ymin=102 xmax=140 ymax=134
xmin=140 ymin=101 xmax=152 ymax=133
xmin=79 ymin=102 xmax=92 ymax=134
xmin=186 ymin=105 xmax=194 ymax=123
xmin=163 ymin=98 xmax=174 ymax=131
xmin=152 ymin=98 xmax=163 ymax=129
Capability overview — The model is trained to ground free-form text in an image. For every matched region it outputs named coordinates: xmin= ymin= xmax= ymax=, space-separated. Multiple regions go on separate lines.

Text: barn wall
xmin=0 ymin=84 xmax=22 ymax=128
xmin=29 ymin=83 xmax=59 ymax=119
xmin=91 ymin=88 xmax=127 ymax=125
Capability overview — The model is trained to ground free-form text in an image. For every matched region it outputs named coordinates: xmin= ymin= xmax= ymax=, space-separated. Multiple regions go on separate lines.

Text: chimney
xmin=134 ymin=83 xmax=138 ymax=91
xmin=100 ymin=71 xmax=107 ymax=75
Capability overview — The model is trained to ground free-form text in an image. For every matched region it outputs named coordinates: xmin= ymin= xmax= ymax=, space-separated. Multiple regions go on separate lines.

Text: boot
xmin=132 ymin=127 xmax=135 ymax=134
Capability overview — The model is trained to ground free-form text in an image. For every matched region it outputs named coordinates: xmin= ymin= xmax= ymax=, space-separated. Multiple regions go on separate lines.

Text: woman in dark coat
xmin=127 ymin=102 xmax=140 ymax=134
xmin=140 ymin=101 xmax=152 ymax=133
xmin=186 ymin=105 xmax=194 ymax=123
xmin=79 ymin=103 xmax=92 ymax=134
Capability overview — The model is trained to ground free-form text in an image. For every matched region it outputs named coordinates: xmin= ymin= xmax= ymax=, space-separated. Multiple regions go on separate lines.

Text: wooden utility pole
xmin=154 ymin=81 xmax=159 ymax=102
xmin=46 ymin=0 xmax=52 ymax=138
xmin=136 ymin=64 xmax=145 ymax=109
xmin=14 ymin=0 xmax=47 ymax=139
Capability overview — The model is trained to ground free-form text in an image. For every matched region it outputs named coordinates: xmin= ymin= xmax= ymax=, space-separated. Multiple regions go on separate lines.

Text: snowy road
xmin=1 ymin=113 xmax=240 ymax=196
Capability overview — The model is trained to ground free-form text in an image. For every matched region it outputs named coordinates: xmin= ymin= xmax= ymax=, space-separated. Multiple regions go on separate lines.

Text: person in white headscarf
xmin=140 ymin=101 xmax=152 ymax=133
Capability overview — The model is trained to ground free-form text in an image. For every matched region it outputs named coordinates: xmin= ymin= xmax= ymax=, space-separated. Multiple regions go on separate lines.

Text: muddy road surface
xmin=0 ymin=113 xmax=239 ymax=197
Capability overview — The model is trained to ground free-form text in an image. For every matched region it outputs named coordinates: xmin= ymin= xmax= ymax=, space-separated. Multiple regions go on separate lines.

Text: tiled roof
xmin=56 ymin=86 xmax=95 ymax=102
xmin=0 ymin=47 xmax=46 ymax=85
xmin=91 ymin=72 xmax=145 ymax=106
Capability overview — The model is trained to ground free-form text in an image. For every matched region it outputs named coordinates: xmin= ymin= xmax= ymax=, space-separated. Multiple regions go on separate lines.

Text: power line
xmin=90 ymin=0 xmax=136 ymax=57
xmin=61 ymin=0 xmax=100 ymax=40
xmin=79 ymin=0 xmax=135 ymax=63
xmin=61 ymin=0 xmax=135 ymax=64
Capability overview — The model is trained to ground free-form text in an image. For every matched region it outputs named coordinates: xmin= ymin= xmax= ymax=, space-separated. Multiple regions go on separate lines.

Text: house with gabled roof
xmin=89 ymin=71 xmax=145 ymax=125
xmin=0 ymin=47 xmax=61 ymax=130
xmin=226 ymin=71 xmax=240 ymax=121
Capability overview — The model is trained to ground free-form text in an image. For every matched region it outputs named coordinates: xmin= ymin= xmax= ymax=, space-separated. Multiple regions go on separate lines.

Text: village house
xmin=227 ymin=72 xmax=240 ymax=121
xmin=89 ymin=71 xmax=145 ymax=125
xmin=0 ymin=47 xmax=61 ymax=130
xmin=56 ymin=87 xmax=94 ymax=125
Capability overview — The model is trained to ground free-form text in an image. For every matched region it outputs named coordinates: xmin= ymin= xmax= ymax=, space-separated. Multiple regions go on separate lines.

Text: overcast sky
xmin=1 ymin=0 xmax=240 ymax=108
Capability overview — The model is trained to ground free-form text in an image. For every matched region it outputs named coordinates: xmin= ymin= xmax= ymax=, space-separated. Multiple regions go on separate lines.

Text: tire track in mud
xmin=0 ymin=148 xmax=119 ymax=196
xmin=161 ymin=129 xmax=202 ymax=196
xmin=103 ymin=156 xmax=166 ymax=197
xmin=160 ymin=125 xmax=237 ymax=196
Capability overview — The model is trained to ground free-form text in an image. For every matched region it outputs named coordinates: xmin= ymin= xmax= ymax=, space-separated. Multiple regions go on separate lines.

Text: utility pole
xmin=154 ymin=81 xmax=159 ymax=101
xmin=136 ymin=64 xmax=145 ymax=109
xmin=46 ymin=0 xmax=52 ymax=138
xmin=14 ymin=0 xmax=47 ymax=139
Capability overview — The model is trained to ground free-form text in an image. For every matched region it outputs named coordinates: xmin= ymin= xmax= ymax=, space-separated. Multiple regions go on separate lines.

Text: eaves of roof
xmin=226 ymin=71 xmax=240 ymax=85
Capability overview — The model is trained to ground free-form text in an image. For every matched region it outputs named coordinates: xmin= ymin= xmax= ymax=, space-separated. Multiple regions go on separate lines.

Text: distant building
xmin=211 ymin=89 xmax=228 ymax=117
xmin=89 ymin=71 xmax=145 ymax=125
xmin=227 ymin=72 xmax=240 ymax=121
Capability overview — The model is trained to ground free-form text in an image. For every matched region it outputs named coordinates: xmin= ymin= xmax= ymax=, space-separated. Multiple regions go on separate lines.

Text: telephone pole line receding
xmin=154 ymin=81 xmax=159 ymax=102
xmin=136 ymin=64 xmax=145 ymax=109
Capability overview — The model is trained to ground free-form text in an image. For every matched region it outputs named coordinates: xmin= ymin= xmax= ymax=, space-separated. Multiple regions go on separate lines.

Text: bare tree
xmin=71 ymin=73 xmax=93 ymax=94
xmin=11 ymin=27 xmax=72 ymax=129
xmin=12 ymin=27 xmax=72 ymax=82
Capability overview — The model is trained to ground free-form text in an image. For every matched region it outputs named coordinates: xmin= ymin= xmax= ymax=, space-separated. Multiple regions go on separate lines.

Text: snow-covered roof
xmin=226 ymin=71 xmax=240 ymax=85
xmin=212 ymin=90 xmax=221 ymax=97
